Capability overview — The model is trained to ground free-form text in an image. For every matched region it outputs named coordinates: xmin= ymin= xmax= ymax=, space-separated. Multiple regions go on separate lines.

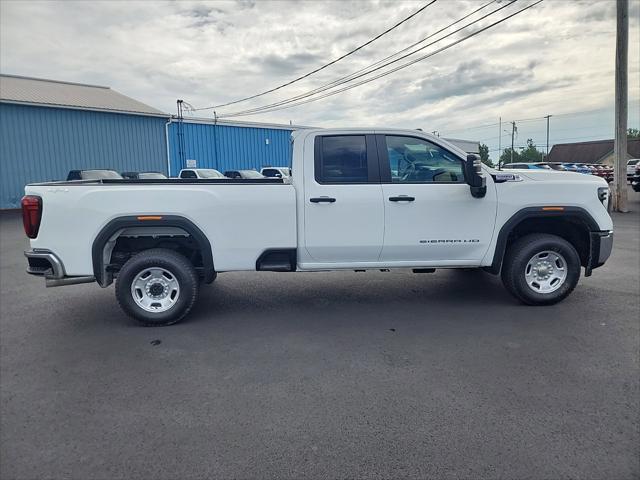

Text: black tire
xmin=115 ymin=248 xmax=199 ymax=326
xmin=501 ymin=233 xmax=581 ymax=306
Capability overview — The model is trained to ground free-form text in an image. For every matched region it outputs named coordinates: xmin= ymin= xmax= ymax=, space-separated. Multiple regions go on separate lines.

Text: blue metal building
xmin=0 ymin=74 xmax=169 ymax=209
xmin=167 ymin=118 xmax=295 ymax=176
xmin=0 ymin=74 xmax=303 ymax=209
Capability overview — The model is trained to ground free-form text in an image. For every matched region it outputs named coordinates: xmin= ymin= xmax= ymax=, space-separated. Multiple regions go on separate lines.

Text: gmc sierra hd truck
xmin=22 ymin=129 xmax=613 ymax=326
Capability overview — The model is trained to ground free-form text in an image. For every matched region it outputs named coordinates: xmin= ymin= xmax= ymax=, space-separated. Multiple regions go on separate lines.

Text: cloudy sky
xmin=1 ymin=0 xmax=639 ymax=159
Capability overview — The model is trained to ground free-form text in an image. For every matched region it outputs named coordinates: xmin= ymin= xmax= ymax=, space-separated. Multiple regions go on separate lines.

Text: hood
xmin=517 ymin=169 xmax=607 ymax=185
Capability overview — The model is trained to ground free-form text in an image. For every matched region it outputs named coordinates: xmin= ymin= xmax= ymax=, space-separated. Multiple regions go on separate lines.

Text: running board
xmin=256 ymin=249 xmax=297 ymax=272
xmin=46 ymin=276 xmax=96 ymax=287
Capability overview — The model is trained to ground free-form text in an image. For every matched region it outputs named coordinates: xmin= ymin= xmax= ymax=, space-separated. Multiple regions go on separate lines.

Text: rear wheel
xmin=501 ymin=233 xmax=581 ymax=305
xmin=116 ymin=248 xmax=199 ymax=326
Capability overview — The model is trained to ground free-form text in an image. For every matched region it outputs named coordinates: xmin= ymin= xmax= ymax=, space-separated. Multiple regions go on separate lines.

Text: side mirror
xmin=464 ymin=154 xmax=486 ymax=198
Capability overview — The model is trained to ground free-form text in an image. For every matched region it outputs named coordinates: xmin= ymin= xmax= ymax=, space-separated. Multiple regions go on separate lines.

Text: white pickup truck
xmin=22 ymin=129 xmax=613 ymax=326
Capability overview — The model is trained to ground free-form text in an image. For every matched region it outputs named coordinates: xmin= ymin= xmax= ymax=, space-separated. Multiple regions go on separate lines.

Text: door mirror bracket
xmin=464 ymin=154 xmax=487 ymax=198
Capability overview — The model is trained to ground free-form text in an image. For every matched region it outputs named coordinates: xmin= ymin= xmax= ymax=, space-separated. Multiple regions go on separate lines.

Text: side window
xmin=317 ymin=135 xmax=368 ymax=183
xmin=180 ymin=170 xmax=197 ymax=179
xmin=385 ymin=136 xmax=464 ymax=183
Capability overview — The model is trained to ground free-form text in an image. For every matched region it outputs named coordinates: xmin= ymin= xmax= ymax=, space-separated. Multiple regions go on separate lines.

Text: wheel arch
xmin=486 ymin=207 xmax=600 ymax=276
xmin=92 ymin=215 xmax=215 ymax=287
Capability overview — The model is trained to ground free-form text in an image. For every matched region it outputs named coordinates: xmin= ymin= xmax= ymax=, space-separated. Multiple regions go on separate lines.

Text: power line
xmin=217 ymin=1 xmax=519 ymax=118
xmin=440 ymin=108 xmax=622 ymax=136
xmin=195 ymin=0 xmax=437 ymax=111
xmin=218 ymin=0 xmax=529 ymax=118
xmin=239 ymin=0 xmax=498 ymax=114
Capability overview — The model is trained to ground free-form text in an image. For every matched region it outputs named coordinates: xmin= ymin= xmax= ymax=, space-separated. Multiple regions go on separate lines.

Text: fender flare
xmin=486 ymin=206 xmax=600 ymax=275
xmin=91 ymin=215 xmax=215 ymax=287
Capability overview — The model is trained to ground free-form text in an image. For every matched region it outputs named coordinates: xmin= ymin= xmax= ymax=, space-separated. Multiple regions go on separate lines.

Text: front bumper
xmin=25 ymin=249 xmax=95 ymax=287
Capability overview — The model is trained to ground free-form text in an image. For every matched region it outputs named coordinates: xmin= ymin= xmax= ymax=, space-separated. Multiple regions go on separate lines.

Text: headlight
xmin=597 ymin=186 xmax=610 ymax=210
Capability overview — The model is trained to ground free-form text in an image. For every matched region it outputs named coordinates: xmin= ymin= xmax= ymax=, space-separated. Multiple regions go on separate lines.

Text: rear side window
xmin=180 ymin=170 xmax=197 ymax=179
xmin=316 ymin=135 xmax=368 ymax=183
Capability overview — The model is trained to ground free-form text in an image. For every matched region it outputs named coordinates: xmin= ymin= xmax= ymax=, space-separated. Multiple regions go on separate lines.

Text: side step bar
xmin=46 ymin=276 xmax=96 ymax=288
xmin=256 ymin=249 xmax=297 ymax=272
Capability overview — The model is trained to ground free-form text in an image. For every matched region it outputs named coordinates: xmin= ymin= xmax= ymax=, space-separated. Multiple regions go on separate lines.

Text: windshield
xmin=198 ymin=169 xmax=224 ymax=178
xmin=139 ymin=172 xmax=167 ymax=179
xmin=81 ymin=170 xmax=122 ymax=179
xmin=240 ymin=170 xmax=264 ymax=179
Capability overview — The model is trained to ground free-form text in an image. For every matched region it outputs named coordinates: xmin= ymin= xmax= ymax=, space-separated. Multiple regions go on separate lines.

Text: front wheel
xmin=501 ymin=233 xmax=581 ymax=305
xmin=116 ymin=248 xmax=199 ymax=326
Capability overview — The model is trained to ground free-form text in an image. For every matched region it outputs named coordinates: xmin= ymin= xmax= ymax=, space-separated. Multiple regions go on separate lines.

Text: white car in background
xmin=260 ymin=167 xmax=291 ymax=178
xmin=627 ymin=159 xmax=639 ymax=180
xmin=178 ymin=168 xmax=226 ymax=179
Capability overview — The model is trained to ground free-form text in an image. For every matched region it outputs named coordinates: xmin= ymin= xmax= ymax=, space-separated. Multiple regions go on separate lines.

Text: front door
xmin=303 ymin=134 xmax=384 ymax=264
xmin=378 ymin=134 xmax=497 ymax=264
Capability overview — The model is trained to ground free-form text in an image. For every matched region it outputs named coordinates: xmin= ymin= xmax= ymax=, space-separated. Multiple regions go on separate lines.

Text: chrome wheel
xmin=130 ymin=267 xmax=180 ymax=313
xmin=524 ymin=250 xmax=567 ymax=294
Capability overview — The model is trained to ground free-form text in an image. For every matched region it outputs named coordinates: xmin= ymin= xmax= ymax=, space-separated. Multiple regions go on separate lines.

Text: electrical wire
xmin=218 ymin=0 xmax=541 ymax=118
xmin=195 ymin=0 xmax=438 ymax=111
xmin=216 ymin=0 xmax=517 ymax=118
xmin=241 ymin=0 xmax=498 ymax=112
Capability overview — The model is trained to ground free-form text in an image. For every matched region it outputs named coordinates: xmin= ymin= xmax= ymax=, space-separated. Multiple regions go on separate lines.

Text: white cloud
xmin=1 ymin=0 xmax=638 ymax=159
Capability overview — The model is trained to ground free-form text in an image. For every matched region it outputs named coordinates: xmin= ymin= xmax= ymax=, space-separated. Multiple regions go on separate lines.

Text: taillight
xmin=21 ymin=195 xmax=42 ymax=238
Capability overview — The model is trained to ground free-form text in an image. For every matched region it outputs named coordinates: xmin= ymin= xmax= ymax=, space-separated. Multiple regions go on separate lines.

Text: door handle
xmin=389 ymin=196 xmax=415 ymax=202
xmin=310 ymin=197 xmax=336 ymax=203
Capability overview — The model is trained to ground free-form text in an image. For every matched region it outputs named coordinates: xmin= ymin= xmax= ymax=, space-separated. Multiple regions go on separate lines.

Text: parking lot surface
xmin=1 ymin=191 xmax=639 ymax=480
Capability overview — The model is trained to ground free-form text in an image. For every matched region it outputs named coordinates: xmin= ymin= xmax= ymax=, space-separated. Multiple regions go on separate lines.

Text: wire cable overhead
xmin=195 ymin=0 xmax=437 ymax=111
xmin=218 ymin=0 xmax=501 ymax=118
xmin=218 ymin=0 xmax=541 ymax=118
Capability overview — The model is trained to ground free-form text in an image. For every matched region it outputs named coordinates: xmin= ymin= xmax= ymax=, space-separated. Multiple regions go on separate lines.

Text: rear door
xmin=377 ymin=134 xmax=496 ymax=264
xmin=302 ymin=134 xmax=384 ymax=263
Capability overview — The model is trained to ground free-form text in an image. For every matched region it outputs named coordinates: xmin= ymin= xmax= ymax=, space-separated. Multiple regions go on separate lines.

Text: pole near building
xmin=498 ymin=116 xmax=502 ymax=168
xmin=545 ymin=115 xmax=552 ymax=159
xmin=614 ymin=0 xmax=628 ymax=212
xmin=510 ymin=121 xmax=516 ymax=164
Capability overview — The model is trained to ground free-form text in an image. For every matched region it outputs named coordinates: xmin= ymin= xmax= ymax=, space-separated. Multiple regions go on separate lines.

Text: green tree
xmin=499 ymin=147 xmax=520 ymax=166
xmin=478 ymin=143 xmax=493 ymax=167
xmin=628 ymin=128 xmax=640 ymax=139
xmin=519 ymin=138 xmax=544 ymax=163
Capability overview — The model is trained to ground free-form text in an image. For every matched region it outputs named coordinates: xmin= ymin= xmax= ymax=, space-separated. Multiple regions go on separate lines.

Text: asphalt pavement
xmin=1 ymin=190 xmax=638 ymax=479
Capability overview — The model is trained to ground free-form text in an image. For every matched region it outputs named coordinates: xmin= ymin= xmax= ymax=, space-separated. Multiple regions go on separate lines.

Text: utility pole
xmin=614 ymin=0 xmax=629 ymax=212
xmin=498 ymin=117 xmax=502 ymax=169
xmin=510 ymin=121 xmax=516 ymax=164
xmin=544 ymin=115 xmax=552 ymax=159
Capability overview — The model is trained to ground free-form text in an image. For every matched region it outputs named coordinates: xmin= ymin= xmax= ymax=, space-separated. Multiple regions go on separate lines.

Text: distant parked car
xmin=561 ymin=163 xmax=591 ymax=174
xmin=502 ymin=163 xmax=550 ymax=170
xmin=631 ymin=166 xmax=640 ymax=192
xmin=537 ymin=162 xmax=568 ymax=171
xmin=223 ymin=170 xmax=265 ymax=179
xmin=178 ymin=168 xmax=226 ymax=179
xmin=121 ymin=171 xmax=167 ymax=180
xmin=66 ymin=169 xmax=123 ymax=181
xmin=627 ymin=159 xmax=639 ymax=180
xmin=260 ymin=167 xmax=291 ymax=178
xmin=589 ymin=164 xmax=607 ymax=179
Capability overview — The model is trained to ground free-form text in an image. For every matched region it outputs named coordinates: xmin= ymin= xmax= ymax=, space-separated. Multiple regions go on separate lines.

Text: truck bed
xmin=25 ymin=179 xmax=297 ymax=276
